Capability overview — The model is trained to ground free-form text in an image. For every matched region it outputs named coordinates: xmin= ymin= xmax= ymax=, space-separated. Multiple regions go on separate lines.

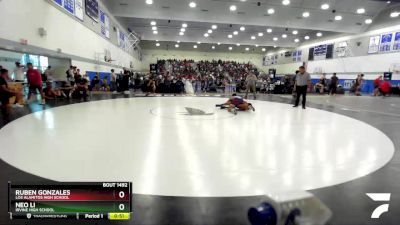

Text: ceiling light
xmin=230 ymin=5 xmax=237 ymax=11
xmin=208 ymin=29 xmax=213 ymax=33
xmin=356 ymin=8 xmax=365 ymax=14
xmin=175 ymin=44 xmax=179 ymax=48
xmin=262 ymin=48 xmax=266 ymax=52
xmin=273 ymin=45 xmax=277 ymax=48
xmin=182 ymin=23 xmax=188 ymax=28
xmin=177 ymin=41 xmax=180 ymax=43
xmin=179 ymin=32 xmax=184 ymax=35
xmin=152 ymin=26 xmax=157 ymax=30
xmin=258 ymin=32 xmax=264 ymax=37
xmin=204 ymin=33 xmax=209 ymax=37
xmin=335 ymin=15 xmax=343 ymax=21
xmin=193 ymin=45 xmax=198 ymax=48
xmin=212 ymin=25 xmax=218 ymax=29
xmin=197 ymin=41 xmax=201 ymax=44
xmin=217 ymin=42 xmax=221 ymax=45
xmin=240 ymin=26 xmax=246 ymax=31
xmin=267 ymin=28 xmax=272 ymax=33
xmin=255 ymin=44 xmax=259 ymax=47
xmin=245 ymin=47 xmax=250 ymax=51
xmin=387 ymin=1 xmax=391 ymax=3
xmin=180 ymin=28 xmax=186 ymax=32
xmin=155 ymin=43 xmax=160 ymax=46
xmin=153 ymin=30 xmax=158 ymax=34
xmin=365 ymin=18 xmax=373 ymax=24
xmin=294 ymin=39 xmax=299 ymax=43
xmin=282 ymin=34 xmax=287 ymax=38
xmin=229 ymin=46 xmax=233 ymax=50
xmin=316 ymin=32 xmax=322 ymax=37
xmin=273 ymin=37 xmax=278 ymax=41
xmin=189 ymin=2 xmax=196 ymax=8
xmin=228 ymin=34 xmax=233 ymax=38
xmin=212 ymin=46 xmax=215 ymax=49
xmin=145 ymin=0 xmax=153 ymax=5
xmin=321 ymin=3 xmax=329 ymax=10
xmin=267 ymin=8 xmax=275 ymax=14
xmin=390 ymin=12 xmax=399 ymax=18
xmin=236 ymin=43 xmax=240 ymax=46
xmin=302 ymin=12 xmax=310 ymax=18
xmin=304 ymin=35 xmax=310 ymax=40
xmin=282 ymin=0 xmax=290 ymax=6
xmin=292 ymin=30 xmax=298 ymax=35
xmin=251 ymin=36 xmax=256 ymax=40
xmin=150 ymin=21 xmax=156 ymax=26
xmin=233 ymin=31 xmax=239 ymax=35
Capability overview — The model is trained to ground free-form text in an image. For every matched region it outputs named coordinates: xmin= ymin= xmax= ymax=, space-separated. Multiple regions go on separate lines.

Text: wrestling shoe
xmin=232 ymin=108 xmax=238 ymax=115
xmin=249 ymin=104 xmax=255 ymax=111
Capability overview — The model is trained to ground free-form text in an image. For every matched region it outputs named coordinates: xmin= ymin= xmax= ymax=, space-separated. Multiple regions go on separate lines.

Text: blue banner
xmin=63 ymin=0 xmax=75 ymax=14
xmin=380 ymin=33 xmax=393 ymax=52
xmin=54 ymin=0 xmax=62 ymax=6
xmin=381 ymin=34 xmax=393 ymax=43
xmin=394 ymin=32 xmax=400 ymax=51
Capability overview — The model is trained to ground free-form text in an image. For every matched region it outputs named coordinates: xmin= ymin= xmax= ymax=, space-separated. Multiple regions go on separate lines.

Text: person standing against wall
xmin=44 ymin=66 xmax=53 ymax=81
xmin=110 ymin=69 xmax=117 ymax=93
xmin=355 ymin=74 xmax=364 ymax=96
xmin=13 ymin=62 xmax=26 ymax=82
xmin=293 ymin=66 xmax=311 ymax=109
xmin=373 ymin=75 xmax=383 ymax=96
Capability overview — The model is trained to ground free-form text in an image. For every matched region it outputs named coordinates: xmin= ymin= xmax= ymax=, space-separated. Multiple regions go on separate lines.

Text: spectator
xmin=379 ymin=80 xmax=391 ymax=97
xmin=13 ymin=62 xmax=26 ymax=82
xmin=0 ymin=69 xmax=24 ymax=108
xmin=27 ymin=63 xmax=46 ymax=104
xmin=146 ymin=77 xmax=156 ymax=96
xmin=43 ymin=81 xmax=63 ymax=99
xmin=355 ymin=74 xmax=364 ymax=96
xmin=73 ymin=75 xmax=89 ymax=100
xmin=59 ymin=81 xmax=73 ymax=99
xmin=44 ymin=66 xmax=53 ymax=80
xmin=315 ymin=74 xmax=326 ymax=94
xmin=66 ymin=66 xmax=75 ymax=84
xmin=110 ymin=69 xmax=117 ymax=92
xmin=90 ymin=73 xmax=101 ymax=91
xmin=373 ymin=75 xmax=383 ymax=96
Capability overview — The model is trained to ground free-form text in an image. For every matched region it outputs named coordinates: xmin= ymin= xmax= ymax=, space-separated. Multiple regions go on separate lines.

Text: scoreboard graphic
xmin=8 ymin=182 xmax=132 ymax=220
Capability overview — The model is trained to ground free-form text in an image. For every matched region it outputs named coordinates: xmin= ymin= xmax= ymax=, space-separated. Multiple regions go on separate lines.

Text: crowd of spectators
xmin=143 ymin=59 xmax=264 ymax=94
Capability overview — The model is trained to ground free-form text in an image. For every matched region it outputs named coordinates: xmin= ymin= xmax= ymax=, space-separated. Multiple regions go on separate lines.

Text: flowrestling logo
xmin=366 ymin=193 xmax=391 ymax=219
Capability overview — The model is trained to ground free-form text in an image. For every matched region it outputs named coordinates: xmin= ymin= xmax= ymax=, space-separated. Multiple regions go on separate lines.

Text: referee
xmin=293 ymin=66 xmax=311 ymax=109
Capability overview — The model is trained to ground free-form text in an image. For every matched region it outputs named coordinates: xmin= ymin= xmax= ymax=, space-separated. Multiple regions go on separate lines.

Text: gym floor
xmin=0 ymin=93 xmax=399 ymax=225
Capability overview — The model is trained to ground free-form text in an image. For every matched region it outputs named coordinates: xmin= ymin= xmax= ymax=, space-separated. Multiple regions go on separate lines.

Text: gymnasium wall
xmin=0 ymin=0 xmax=140 ymax=74
xmin=140 ymin=49 xmax=265 ymax=72
xmin=264 ymin=24 xmax=400 ymax=80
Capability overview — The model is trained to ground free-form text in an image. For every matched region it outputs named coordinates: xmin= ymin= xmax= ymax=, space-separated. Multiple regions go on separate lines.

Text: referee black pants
xmin=295 ymin=85 xmax=307 ymax=107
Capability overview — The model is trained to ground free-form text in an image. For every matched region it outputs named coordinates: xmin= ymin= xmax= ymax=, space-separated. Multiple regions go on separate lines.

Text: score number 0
xmin=118 ymin=191 xmax=126 ymax=211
